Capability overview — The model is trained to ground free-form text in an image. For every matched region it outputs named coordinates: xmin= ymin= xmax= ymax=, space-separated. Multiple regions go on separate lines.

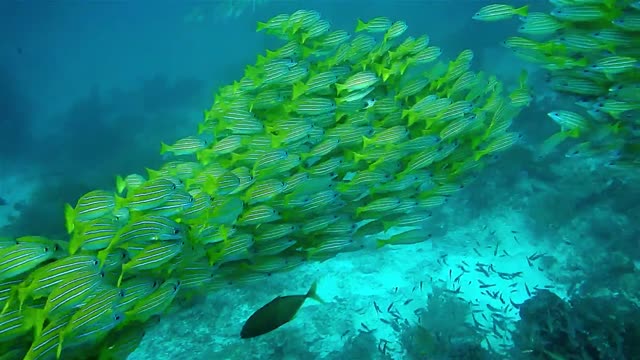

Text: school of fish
xmin=0 ymin=10 xmax=526 ymax=360
xmin=474 ymin=0 xmax=640 ymax=179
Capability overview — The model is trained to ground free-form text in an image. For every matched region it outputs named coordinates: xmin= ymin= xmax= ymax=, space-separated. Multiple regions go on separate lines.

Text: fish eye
xmin=115 ymin=315 xmax=121 ymax=320
xmin=93 ymin=260 xmax=99 ymax=265
xmin=188 ymin=196 xmax=194 ymax=202
xmin=43 ymin=247 xmax=49 ymax=252
xmin=119 ymin=290 xmax=125 ymax=297
xmin=173 ymin=228 xmax=181 ymax=234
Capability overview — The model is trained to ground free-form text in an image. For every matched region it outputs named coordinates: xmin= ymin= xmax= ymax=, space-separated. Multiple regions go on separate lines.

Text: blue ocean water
xmin=1 ymin=1 xmax=638 ymax=359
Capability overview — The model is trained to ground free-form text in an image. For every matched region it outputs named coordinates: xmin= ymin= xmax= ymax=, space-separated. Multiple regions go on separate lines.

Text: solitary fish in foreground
xmin=240 ymin=281 xmax=324 ymax=339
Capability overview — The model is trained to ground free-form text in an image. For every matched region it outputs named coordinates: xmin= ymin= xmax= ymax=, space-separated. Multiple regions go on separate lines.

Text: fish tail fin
xmin=56 ymin=333 xmax=64 ymax=359
xmin=146 ymin=167 xmax=161 ymax=179
xmin=160 ymin=142 xmax=171 ymax=155
xmin=21 ymin=307 xmax=37 ymax=330
xmin=256 ymin=21 xmax=268 ymax=32
xmin=96 ymin=248 xmax=111 ymax=270
xmin=17 ymin=286 xmax=30 ymax=312
xmin=518 ymin=69 xmax=528 ymax=88
xmin=539 ymin=131 xmax=569 ymax=158
xmin=115 ymin=175 xmax=127 ymax=194
xmin=114 ymin=194 xmax=127 ymax=209
xmin=335 ymin=83 xmax=347 ymax=95
xmin=271 ymin=135 xmax=283 ymax=149
xmin=292 ymin=82 xmax=307 ymax=100
xmin=388 ymin=50 xmax=398 ymax=61
xmin=68 ymin=233 xmax=82 ymax=255
xmin=33 ymin=308 xmax=45 ymax=339
xmin=195 ymin=149 xmax=208 ymax=164
xmin=301 ymin=46 xmax=316 ymax=59
xmin=400 ymin=62 xmax=409 ymax=76
xmin=514 ymin=5 xmax=529 ymax=17
xmin=306 ymin=281 xmax=325 ymax=304
xmin=376 ymin=239 xmax=387 ymax=249
xmin=372 ymin=63 xmax=385 ymax=77
xmin=355 ymin=19 xmax=367 ymax=32
xmin=351 ymin=151 xmax=367 ymax=165
xmin=381 ymin=68 xmax=392 ymax=82
xmin=361 ymin=135 xmax=372 ymax=151
xmin=1 ymin=287 xmax=16 ymax=314
xmin=117 ymin=264 xmax=126 ymax=287
xmin=63 ymin=203 xmax=76 ymax=234
xmin=197 ymin=122 xmax=209 ymax=135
